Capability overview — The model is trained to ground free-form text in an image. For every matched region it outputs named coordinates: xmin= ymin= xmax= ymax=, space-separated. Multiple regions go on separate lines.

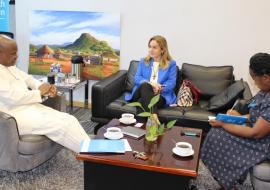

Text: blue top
xmin=125 ymin=58 xmax=177 ymax=106
xmin=249 ymin=90 xmax=270 ymax=126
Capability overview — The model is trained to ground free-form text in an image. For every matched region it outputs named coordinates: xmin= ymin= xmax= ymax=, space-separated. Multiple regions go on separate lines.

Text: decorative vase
xmin=145 ymin=115 xmax=159 ymax=142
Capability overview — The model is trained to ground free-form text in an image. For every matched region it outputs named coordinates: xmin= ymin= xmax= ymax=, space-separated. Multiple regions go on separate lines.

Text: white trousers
xmin=9 ymin=104 xmax=90 ymax=153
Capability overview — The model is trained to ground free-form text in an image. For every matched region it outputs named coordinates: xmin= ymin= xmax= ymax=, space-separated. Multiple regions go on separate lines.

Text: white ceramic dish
xmin=119 ymin=118 xmax=136 ymax=125
xmin=172 ymin=147 xmax=194 ymax=157
xmin=104 ymin=132 xmax=124 ymax=140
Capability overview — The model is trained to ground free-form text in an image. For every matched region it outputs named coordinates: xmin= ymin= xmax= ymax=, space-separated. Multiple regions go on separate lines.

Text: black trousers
xmin=131 ymin=82 xmax=165 ymax=113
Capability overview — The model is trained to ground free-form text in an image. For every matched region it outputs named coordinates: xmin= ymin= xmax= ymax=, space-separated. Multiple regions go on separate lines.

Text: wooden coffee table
xmin=76 ymin=119 xmax=202 ymax=190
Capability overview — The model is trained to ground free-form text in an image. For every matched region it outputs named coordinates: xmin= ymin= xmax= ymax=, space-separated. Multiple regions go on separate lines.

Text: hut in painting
xmin=36 ymin=45 xmax=54 ymax=58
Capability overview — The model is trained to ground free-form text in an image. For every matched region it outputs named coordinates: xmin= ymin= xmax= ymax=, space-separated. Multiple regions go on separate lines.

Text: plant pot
xmin=145 ymin=116 xmax=158 ymax=142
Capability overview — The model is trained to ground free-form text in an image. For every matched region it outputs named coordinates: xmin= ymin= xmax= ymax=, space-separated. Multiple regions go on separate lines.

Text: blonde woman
xmin=125 ymin=35 xmax=177 ymax=113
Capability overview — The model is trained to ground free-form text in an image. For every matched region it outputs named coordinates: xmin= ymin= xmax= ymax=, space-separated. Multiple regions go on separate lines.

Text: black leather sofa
xmin=91 ymin=61 xmax=252 ymax=133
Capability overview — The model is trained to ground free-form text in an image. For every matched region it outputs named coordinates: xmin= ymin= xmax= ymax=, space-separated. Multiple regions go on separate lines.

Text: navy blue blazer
xmin=125 ymin=58 xmax=177 ymax=106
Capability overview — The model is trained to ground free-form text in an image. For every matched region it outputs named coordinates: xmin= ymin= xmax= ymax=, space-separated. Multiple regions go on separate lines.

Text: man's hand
xmin=38 ymin=83 xmax=58 ymax=97
xmin=39 ymin=83 xmax=51 ymax=96
xmin=48 ymin=85 xmax=57 ymax=97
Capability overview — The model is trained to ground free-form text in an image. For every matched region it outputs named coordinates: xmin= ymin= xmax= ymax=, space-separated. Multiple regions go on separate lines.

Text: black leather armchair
xmin=91 ymin=61 xmax=252 ymax=133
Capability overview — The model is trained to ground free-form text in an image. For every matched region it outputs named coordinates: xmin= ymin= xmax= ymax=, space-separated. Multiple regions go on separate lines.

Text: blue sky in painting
xmin=30 ymin=10 xmax=120 ymax=49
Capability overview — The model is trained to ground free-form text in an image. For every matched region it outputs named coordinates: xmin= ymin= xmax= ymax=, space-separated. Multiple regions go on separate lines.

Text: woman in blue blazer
xmin=125 ymin=35 xmax=177 ymax=113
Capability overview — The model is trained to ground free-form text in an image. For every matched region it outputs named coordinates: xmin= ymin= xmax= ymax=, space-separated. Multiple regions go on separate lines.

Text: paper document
xmin=123 ymin=139 xmax=132 ymax=151
xmin=80 ymin=139 xmax=125 ymax=153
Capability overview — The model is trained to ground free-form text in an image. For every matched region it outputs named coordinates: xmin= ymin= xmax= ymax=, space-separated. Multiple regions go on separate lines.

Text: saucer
xmin=119 ymin=118 xmax=136 ymax=125
xmin=104 ymin=132 xmax=124 ymax=140
xmin=172 ymin=147 xmax=194 ymax=157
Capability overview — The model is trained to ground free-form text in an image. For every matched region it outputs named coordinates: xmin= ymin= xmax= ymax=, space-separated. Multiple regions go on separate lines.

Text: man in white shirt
xmin=0 ymin=35 xmax=90 ymax=153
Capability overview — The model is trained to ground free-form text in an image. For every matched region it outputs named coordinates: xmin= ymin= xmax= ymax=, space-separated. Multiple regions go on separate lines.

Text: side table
xmin=55 ymin=80 xmax=89 ymax=112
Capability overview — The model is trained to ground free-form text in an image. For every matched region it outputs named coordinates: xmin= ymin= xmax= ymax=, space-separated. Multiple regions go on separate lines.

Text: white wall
xmin=16 ymin=0 xmax=270 ymax=101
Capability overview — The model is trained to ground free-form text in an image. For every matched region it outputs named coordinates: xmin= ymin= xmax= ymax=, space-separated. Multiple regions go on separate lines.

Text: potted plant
xmin=127 ymin=94 xmax=177 ymax=141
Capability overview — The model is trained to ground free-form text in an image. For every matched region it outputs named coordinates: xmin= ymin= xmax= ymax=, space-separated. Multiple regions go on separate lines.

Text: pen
xmin=181 ymin=131 xmax=200 ymax=137
xmin=229 ymin=99 xmax=239 ymax=113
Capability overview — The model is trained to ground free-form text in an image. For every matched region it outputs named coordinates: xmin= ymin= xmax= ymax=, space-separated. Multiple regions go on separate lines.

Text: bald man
xmin=0 ymin=35 xmax=90 ymax=153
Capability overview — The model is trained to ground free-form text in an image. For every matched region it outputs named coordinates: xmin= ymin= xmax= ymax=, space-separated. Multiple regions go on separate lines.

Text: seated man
xmin=0 ymin=35 xmax=90 ymax=153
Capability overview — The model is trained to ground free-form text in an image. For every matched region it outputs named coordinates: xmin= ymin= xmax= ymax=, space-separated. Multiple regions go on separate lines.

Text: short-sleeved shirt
xmin=249 ymin=91 xmax=270 ymax=126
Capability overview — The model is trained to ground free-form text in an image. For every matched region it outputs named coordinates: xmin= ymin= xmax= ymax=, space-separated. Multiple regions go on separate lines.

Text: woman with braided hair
xmin=202 ymin=53 xmax=270 ymax=190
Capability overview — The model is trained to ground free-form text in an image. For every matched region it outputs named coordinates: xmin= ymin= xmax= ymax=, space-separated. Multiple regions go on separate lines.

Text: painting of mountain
xmin=28 ymin=10 xmax=120 ymax=80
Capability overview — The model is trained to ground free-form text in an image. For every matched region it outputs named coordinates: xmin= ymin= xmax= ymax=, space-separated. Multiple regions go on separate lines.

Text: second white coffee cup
xmin=175 ymin=142 xmax=192 ymax=155
xmin=106 ymin=127 xmax=122 ymax=138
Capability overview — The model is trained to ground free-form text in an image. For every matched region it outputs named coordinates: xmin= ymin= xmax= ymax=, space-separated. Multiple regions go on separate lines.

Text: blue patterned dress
xmin=202 ymin=91 xmax=270 ymax=189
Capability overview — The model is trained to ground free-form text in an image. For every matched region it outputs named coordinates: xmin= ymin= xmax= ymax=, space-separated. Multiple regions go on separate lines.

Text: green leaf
xmin=167 ymin=120 xmax=177 ymax=129
xmin=127 ymin=102 xmax=145 ymax=112
xmin=148 ymin=94 xmax=160 ymax=109
xmin=127 ymin=102 xmax=142 ymax=107
xmin=158 ymin=123 xmax=165 ymax=135
xmin=138 ymin=112 xmax=151 ymax=117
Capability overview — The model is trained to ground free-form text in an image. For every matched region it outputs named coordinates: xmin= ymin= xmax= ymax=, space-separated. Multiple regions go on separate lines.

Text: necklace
xmin=151 ymin=62 xmax=159 ymax=82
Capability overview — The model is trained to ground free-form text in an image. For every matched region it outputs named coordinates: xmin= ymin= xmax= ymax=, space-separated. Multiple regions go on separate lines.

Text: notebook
xmin=121 ymin=126 xmax=146 ymax=139
xmin=216 ymin=113 xmax=247 ymax=125
xmin=80 ymin=139 xmax=125 ymax=153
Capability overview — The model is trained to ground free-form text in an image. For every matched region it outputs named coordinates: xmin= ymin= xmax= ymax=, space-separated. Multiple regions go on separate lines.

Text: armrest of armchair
xmin=42 ymin=94 xmax=66 ymax=112
xmin=92 ymin=70 xmax=127 ymax=118
xmin=0 ymin=111 xmax=20 ymax=169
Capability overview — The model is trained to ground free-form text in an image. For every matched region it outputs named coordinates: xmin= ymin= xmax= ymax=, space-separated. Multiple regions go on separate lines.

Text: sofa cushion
xmin=182 ymin=63 xmax=234 ymax=98
xmin=125 ymin=60 xmax=139 ymax=92
xmin=157 ymin=105 xmax=214 ymax=132
xmin=106 ymin=94 xmax=137 ymax=118
xmin=18 ymin=135 xmax=55 ymax=155
xmin=207 ymin=80 xmax=245 ymax=112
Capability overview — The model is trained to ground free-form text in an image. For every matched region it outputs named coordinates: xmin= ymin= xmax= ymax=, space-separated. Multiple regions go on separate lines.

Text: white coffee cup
xmin=121 ymin=113 xmax=134 ymax=120
xmin=106 ymin=127 xmax=122 ymax=138
xmin=175 ymin=142 xmax=192 ymax=155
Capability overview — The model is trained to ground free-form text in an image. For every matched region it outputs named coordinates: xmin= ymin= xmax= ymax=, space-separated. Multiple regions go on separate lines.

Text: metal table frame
xmin=56 ymin=80 xmax=89 ymax=112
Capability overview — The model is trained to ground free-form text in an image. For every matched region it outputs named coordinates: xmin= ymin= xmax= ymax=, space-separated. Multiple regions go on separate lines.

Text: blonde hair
xmin=144 ymin=35 xmax=172 ymax=68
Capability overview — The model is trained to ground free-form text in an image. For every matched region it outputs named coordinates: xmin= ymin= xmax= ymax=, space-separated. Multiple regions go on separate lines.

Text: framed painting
xmin=29 ymin=10 xmax=120 ymax=80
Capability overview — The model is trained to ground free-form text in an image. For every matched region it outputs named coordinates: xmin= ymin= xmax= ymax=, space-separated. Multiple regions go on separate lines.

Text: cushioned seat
xmin=106 ymin=94 xmax=137 ymax=118
xmin=18 ymin=135 xmax=54 ymax=155
xmin=252 ymin=161 xmax=270 ymax=181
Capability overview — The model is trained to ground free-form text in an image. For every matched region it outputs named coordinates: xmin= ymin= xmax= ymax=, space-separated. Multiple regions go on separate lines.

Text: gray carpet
xmin=0 ymin=107 xmax=254 ymax=190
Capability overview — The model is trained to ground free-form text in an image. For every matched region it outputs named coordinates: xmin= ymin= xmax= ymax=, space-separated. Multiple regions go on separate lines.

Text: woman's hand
xmin=150 ymin=82 xmax=162 ymax=95
xmin=209 ymin=119 xmax=224 ymax=128
xmin=226 ymin=109 xmax=241 ymax=116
